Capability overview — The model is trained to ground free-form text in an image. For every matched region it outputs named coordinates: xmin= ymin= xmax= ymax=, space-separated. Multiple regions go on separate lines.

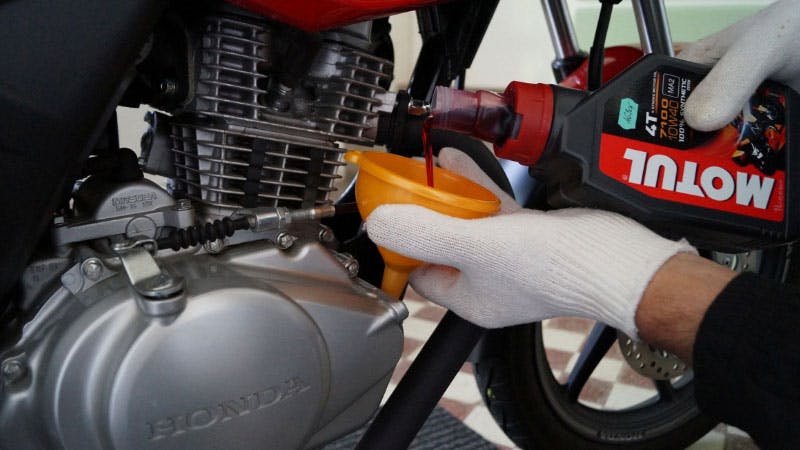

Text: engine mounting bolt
xmin=318 ymin=227 xmax=335 ymax=243
xmin=175 ymin=199 xmax=193 ymax=211
xmin=81 ymin=258 xmax=104 ymax=281
xmin=2 ymin=359 xmax=26 ymax=385
xmin=159 ymin=78 xmax=178 ymax=96
xmin=204 ymin=239 xmax=225 ymax=254
xmin=276 ymin=233 xmax=297 ymax=250
xmin=344 ymin=259 xmax=360 ymax=278
xmin=334 ymin=253 xmax=359 ymax=278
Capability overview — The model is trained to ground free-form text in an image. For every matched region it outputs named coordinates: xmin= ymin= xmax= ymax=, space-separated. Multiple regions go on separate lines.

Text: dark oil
xmin=422 ymin=116 xmax=435 ymax=187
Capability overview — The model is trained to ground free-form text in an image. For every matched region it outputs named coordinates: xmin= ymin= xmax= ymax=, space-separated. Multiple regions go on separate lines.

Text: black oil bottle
xmin=430 ymin=54 xmax=799 ymax=250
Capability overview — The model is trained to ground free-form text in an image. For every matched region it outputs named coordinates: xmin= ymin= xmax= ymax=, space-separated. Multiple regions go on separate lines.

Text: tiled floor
xmin=385 ymin=289 xmax=759 ymax=450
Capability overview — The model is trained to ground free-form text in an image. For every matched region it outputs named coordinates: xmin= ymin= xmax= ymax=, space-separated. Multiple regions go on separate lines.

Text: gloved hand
xmin=680 ymin=0 xmax=800 ymax=131
xmin=366 ymin=148 xmax=696 ymax=338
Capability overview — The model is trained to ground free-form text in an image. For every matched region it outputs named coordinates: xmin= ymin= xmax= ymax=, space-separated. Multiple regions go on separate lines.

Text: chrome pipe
xmin=632 ymin=0 xmax=675 ymax=56
xmin=541 ymin=0 xmax=581 ymax=60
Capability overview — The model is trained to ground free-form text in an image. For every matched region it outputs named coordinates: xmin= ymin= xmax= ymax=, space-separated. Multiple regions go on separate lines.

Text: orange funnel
xmin=345 ymin=150 xmax=500 ymax=298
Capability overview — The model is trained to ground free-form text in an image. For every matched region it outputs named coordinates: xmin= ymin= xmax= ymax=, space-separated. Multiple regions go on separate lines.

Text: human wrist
xmin=635 ymin=252 xmax=737 ymax=362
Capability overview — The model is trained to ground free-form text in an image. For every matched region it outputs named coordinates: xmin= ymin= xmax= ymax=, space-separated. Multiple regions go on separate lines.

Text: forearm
xmin=634 ymin=252 xmax=736 ymax=362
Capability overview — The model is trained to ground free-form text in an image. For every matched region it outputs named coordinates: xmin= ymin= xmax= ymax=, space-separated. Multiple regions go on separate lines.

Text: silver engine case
xmin=0 ymin=243 xmax=406 ymax=449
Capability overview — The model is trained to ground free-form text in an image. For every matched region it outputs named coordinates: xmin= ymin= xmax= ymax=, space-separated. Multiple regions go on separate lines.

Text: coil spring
xmin=157 ymin=217 xmax=251 ymax=251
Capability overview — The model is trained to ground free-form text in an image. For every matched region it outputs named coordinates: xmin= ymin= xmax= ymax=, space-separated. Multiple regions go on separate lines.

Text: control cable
xmin=588 ymin=0 xmax=623 ymax=91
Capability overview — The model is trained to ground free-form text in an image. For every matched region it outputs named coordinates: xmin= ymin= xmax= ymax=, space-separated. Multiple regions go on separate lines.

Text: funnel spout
xmin=345 ymin=150 xmax=500 ymax=299
xmin=380 ymin=266 xmax=411 ymax=299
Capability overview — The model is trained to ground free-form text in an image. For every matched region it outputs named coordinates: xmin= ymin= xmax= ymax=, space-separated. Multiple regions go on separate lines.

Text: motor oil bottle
xmin=430 ymin=54 xmax=799 ymax=250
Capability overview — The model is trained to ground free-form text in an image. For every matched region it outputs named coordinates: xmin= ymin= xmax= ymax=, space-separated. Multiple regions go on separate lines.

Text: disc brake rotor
xmin=616 ymin=250 xmax=760 ymax=379
xmin=617 ymin=332 xmax=688 ymax=380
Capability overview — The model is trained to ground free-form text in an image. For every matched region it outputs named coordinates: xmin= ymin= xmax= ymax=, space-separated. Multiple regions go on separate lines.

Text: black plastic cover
xmin=0 ymin=0 xmax=165 ymax=303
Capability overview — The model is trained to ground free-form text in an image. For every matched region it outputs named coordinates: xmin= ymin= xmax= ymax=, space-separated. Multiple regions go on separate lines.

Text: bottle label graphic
xmin=598 ymin=66 xmax=788 ymax=221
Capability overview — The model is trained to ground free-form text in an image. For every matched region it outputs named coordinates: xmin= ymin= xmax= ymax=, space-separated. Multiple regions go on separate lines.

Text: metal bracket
xmin=115 ymin=244 xmax=186 ymax=316
xmin=61 ymin=258 xmax=116 ymax=295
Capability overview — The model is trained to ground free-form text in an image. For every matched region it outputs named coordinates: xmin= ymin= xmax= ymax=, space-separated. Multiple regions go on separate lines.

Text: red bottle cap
xmin=495 ymin=82 xmax=554 ymax=166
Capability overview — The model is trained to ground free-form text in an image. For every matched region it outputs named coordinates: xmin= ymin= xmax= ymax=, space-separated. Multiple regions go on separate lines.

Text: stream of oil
xmin=422 ymin=117 xmax=434 ymax=187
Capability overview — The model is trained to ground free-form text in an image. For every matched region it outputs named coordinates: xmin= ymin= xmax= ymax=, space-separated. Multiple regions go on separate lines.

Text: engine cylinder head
xmin=169 ymin=12 xmax=393 ymax=212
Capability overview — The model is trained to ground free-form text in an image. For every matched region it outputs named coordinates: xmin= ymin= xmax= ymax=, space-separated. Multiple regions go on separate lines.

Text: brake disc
xmin=616 ymin=250 xmax=760 ymax=379
xmin=617 ymin=333 xmax=689 ymax=380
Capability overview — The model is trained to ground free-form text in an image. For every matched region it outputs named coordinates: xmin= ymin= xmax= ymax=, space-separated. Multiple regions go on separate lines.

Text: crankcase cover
xmin=0 ymin=243 xmax=405 ymax=450
xmin=59 ymin=275 xmax=324 ymax=450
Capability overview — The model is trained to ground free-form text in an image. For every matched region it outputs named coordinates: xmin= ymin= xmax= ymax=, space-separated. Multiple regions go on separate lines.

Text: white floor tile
xmin=406 ymin=345 xmax=423 ymax=362
xmin=727 ymin=425 xmax=751 ymax=437
xmin=380 ymin=382 xmax=396 ymax=406
xmin=402 ymin=286 xmax=425 ymax=301
xmin=442 ymin=371 xmax=483 ymax=404
xmin=402 ymin=298 xmax=427 ymax=316
xmin=562 ymin=346 xmax=623 ymax=383
xmin=402 ymin=317 xmax=438 ymax=342
xmin=580 ymin=399 xmax=604 ymax=409
xmin=686 ymin=430 xmax=726 ymax=450
xmin=590 ymin=358 xmax=625 ymax=383
xmin=564 ymin=352 xmax=579 ymax=373
xmin=542 ymin=328 xmax=586 ymax=352
xmin=463 ymin=405 xmax=520 ymax=449
xmin=604 ymin=384 xmax=657 ymax=410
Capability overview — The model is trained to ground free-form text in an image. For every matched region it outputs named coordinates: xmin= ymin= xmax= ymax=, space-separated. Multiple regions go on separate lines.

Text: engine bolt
xmin=335 ymin=253 xmax=359 ymax=278
xmin=276 ymin=233 xmax=297 ymax=250
xmin=2 ymin=359 xmax=26 ymax=385
xmin=81 ymin=258 xmax=104 ymax=281
xmin=159 ymin=78 xmax=178 ymax=96
xmin=318 ymin=227 xmax=335 ymax=243
xmin=204 ymin=239 xmax=225 ymax=254
xmin=344 ymin=259 xmax=360 ymax=278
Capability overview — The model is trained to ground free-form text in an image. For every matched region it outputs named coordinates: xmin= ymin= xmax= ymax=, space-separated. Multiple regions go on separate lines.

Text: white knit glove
xmin=366 ymin=148 xmax=696 ymax=337
xmin=680 ymin=0 xmax=800 ymax=131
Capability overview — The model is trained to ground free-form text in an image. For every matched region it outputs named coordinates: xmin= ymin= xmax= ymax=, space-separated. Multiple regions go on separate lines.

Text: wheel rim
xmin=529 ymin=247 xmax=789 ymax=444
xmin=534 ymin=321 xmax=702 ymax=443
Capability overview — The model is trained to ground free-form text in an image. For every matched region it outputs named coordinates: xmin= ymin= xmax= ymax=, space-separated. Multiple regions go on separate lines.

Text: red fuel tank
xmin=225 ymin=0 xmax=443 ymax=31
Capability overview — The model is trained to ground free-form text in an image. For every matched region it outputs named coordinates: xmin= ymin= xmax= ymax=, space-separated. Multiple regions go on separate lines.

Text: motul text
xmin=598 ymin=133 xmax=785 ymax=221
xmin=623 ymin=149 xmax=775 ymax=209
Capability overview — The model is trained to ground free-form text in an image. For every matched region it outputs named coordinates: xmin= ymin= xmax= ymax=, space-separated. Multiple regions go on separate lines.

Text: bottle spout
xmin=430 ymin=86 xmax=515 ymax=144
xmin=430 ymin=83 xmax=555 ymax=166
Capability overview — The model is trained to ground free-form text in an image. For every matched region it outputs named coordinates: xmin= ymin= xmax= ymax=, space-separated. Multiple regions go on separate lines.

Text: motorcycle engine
xmin=153 ymin=4 xmax=394 ymax=213
xmin=1 ymin=244 xmax=405 ymax=450
xmin=0 ymin=5 xmax=404 ymax=450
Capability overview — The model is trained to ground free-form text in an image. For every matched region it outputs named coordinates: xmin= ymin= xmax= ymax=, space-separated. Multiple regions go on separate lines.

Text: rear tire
xmin=475 ymin=324 xmax=716 ymax=449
